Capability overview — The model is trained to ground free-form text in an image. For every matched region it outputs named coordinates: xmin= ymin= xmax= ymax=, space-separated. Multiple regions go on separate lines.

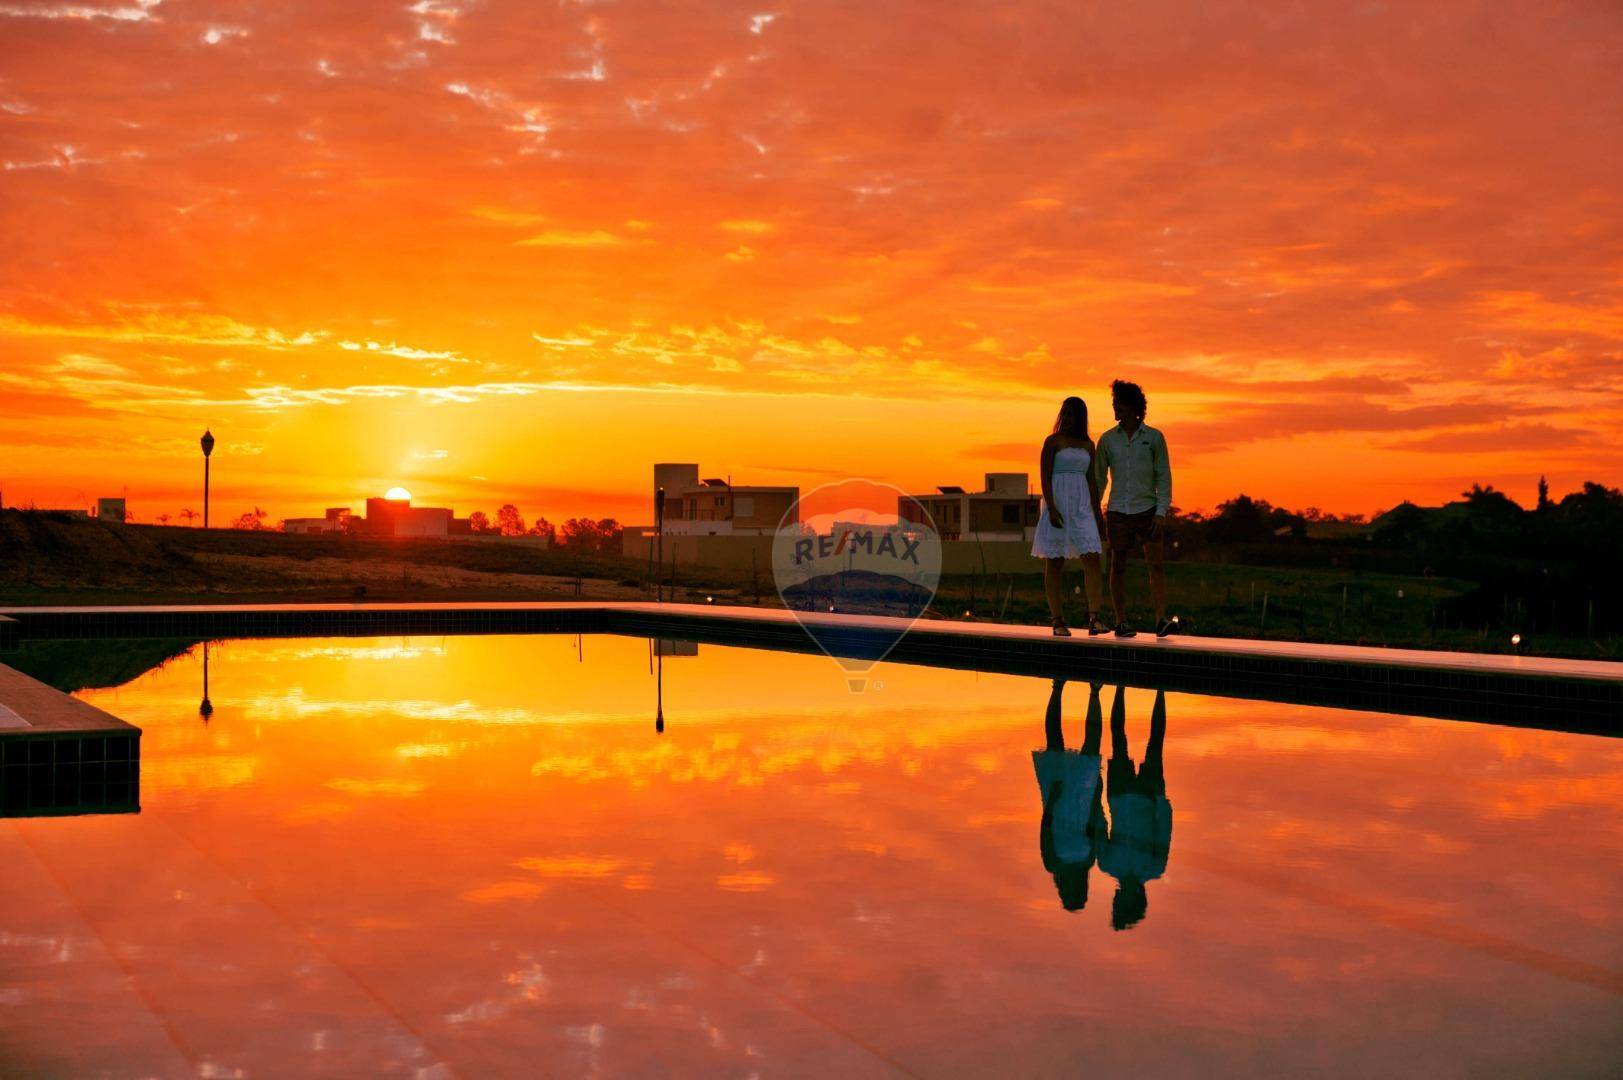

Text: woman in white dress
xmin=1032 ymin=396 xmax=1107 ymax=635
xmin=1034 ymin=678 xmax=1106 ymax=911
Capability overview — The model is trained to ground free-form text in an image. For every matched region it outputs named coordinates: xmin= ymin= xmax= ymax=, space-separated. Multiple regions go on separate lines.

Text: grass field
xmin=929 ymin=562 xmax=1587 ymax=655
xmin=0 ymin=510 xmax=747 ymax=607
xmin=2 ymin=511 xmax=1615 ymax=659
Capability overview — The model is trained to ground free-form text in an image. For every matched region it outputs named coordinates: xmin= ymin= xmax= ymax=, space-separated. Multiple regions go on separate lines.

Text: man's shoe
xmin=1114 ymin=623 xmax=1137 ymax=639
xmin=1155 ymin=616 xmax=1177 ymax=638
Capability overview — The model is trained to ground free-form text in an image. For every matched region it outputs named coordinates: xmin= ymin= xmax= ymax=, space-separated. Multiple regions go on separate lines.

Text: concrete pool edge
xmin=0 ymin=661 xmax=142 ymax=817
xmin=0 ymin=601 xmax=1617 ymax=736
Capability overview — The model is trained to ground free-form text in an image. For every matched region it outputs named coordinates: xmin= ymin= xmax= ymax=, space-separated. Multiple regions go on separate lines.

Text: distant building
xmin=899 ymin=473 xmax=1040 ymax=541
xmin=653 ymin=463 xmax=798 ymax=536
xmin=363 ymin=496 xmax=455 ymax=538
xmin=284 ymin=508 xmax=352 ymax=535
xmin=96 ymin=497 xmax=127 ymax=523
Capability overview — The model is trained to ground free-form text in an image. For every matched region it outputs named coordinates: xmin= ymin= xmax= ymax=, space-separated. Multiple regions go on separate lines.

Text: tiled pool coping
xmin=0 ymin=661 xmax=141 ymax=817
xmin=1 ymin=602 xmax=1618 ymax=736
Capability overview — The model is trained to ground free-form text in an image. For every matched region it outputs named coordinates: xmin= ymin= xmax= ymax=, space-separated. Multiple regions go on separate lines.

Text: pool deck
xmin=0 ymin=662 xmax=137 ymax=736
xmin=1 ymin=601 xmax=1618 ymax=734
xmin=0 ymin=661 xmax=141 ymax=817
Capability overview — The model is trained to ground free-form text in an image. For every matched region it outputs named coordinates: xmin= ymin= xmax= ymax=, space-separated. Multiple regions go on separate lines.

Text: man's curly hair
xmin=1111 ymin=379 xmax=1148 ymax=421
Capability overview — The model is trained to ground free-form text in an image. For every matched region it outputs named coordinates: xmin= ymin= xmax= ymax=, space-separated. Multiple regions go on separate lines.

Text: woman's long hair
xmin=1052 ymin=396 xmax=1090 ymax=442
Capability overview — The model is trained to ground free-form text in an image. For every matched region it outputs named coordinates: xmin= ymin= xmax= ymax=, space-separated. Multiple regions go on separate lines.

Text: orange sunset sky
xmin=1 ymin=0 xmax=1619 ymax=525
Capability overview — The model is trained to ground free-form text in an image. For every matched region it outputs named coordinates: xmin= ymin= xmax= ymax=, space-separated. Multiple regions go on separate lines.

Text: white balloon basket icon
xmin=769 ymin=478 xmax=943 ymax=691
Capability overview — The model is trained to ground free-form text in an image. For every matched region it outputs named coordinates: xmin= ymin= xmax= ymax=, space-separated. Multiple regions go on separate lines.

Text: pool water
xmin=1 ymin=634 xmax=1619 ymax=1076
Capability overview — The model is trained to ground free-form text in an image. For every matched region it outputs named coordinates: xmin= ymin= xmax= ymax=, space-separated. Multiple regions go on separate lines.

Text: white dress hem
xmin=1031 ymin=447 xmax=1103 ymax=559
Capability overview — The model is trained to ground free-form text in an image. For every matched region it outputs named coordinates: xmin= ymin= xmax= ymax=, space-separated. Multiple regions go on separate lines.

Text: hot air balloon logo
xmin=770 ymin=478 xmax=943 ymax=691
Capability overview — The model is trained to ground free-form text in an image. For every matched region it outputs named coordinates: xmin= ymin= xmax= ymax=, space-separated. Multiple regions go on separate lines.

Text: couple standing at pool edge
xmin=1033 ymin=379 xmax=1173 ymax=638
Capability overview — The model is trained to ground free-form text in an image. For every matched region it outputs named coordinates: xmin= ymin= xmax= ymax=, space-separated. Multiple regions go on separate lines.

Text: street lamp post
xmin=199 ymin=642 xmax=213 ymax=722
xmin=200 ymin=429 xmax=215 ymax=528
xmin=654 ymin=651 xmax=664 ymax=735
xmin=655 ymin=486 xmax=665 ymax=603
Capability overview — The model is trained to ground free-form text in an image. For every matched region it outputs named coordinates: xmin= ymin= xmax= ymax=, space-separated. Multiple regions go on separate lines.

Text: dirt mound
xmin=0 ymin=509 xmax=209 ymax=589
xmin=0 ymin=510 xmax=740 ymax=605
xmin=0 ymin=510 xmax=682 ymax=602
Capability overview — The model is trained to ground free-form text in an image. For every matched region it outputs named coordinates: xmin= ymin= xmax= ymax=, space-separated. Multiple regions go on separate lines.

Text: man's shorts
xmin=1110 ymin=755 xmax=1165 ymax=797
xmin=1107 ymin=509 xmax=1162 ymax=553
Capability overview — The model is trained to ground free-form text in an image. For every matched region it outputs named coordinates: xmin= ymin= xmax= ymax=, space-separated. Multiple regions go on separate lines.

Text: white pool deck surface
xmin=0 ymin=661 xmax=137 ymax=736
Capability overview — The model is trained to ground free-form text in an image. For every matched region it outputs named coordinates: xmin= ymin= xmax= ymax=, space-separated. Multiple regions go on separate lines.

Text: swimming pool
xmin=2 ymin=634 xmax=1618 ymax=1076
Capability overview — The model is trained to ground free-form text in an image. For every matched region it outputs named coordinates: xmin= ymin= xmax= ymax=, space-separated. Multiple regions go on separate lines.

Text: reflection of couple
xmin=1033 ymin=681 xmax=1172 ymax=929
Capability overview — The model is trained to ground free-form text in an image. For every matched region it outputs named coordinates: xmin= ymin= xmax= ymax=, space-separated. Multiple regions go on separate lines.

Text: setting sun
xmin=384 ymin=487 xmax=413 ymax=503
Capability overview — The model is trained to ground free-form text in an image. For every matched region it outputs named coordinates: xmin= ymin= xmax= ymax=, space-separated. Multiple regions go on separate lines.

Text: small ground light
xmin=1511 ymin=633 xmax=1523 ymax=651
xmin=705 ymin=595 xmax=714 ymax=603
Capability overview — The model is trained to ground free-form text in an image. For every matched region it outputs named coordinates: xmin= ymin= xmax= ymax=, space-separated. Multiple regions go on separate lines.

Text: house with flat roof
xmin=652 ymin=463 xmax=798 ymax=536
xmin=362 ymin=496 xmax=455 ymax=538
xmin=899 ymin=473 xmax=1041 ymax=541
xmin=284 ymin=508 xmax=353 ymax=535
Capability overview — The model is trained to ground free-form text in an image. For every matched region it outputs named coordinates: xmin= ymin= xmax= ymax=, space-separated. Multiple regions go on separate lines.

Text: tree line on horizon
xmin=47 ymin=501 xmax=629 ymax=554
xmin=1176 ymin=477 xmax=1619 ymax=546
xmin=1170 ymin=478 xmax=1623 ymax=640
xmin=14 ymin=477 xmax=1619 ymax=571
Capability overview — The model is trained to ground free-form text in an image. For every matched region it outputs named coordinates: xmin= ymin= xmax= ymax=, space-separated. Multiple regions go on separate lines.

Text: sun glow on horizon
xmin=384 ymin=487 xmax=413 ymax=503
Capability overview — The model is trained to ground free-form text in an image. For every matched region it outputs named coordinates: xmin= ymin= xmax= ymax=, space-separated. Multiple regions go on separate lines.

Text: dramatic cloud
xmin=0 ymin=0 xmax=1618 ymax=520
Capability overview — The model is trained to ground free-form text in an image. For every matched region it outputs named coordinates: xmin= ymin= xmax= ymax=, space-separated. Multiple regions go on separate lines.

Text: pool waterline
xmin=0 ymin=633 xmax=1618 ymax=1076
xmin=5 ymin=602 xmax=1617 ymax=734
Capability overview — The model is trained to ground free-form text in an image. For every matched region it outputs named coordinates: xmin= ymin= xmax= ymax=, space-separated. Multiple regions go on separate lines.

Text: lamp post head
xmin=200 ymin=429 xmax=215 ymax=457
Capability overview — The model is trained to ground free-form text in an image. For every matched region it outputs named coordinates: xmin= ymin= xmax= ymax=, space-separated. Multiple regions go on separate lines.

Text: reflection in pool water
xmin=1035 ymin=682 xmax=1173 ymax=929
xmin=0 ymin=634 xmax=1618 ymax=1076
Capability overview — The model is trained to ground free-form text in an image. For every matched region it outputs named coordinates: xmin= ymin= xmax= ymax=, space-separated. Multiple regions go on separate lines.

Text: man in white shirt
xmin=1094 ymin=380 xmax=1174 ymax=638
xmin=1099 ymin=687 xmax=1172 ymax=931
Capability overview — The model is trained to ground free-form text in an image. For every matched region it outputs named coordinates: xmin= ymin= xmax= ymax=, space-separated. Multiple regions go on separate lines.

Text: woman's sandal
xmin=1051 ymin=619 xmax=1072 ymax=637
xmin=1087 ymin=615 xmax=1111 ymax=636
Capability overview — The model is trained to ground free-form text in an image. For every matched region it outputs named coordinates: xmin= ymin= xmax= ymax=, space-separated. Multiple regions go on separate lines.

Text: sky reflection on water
xmin=1 ymin=634 xmax=1619 ymax=1077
